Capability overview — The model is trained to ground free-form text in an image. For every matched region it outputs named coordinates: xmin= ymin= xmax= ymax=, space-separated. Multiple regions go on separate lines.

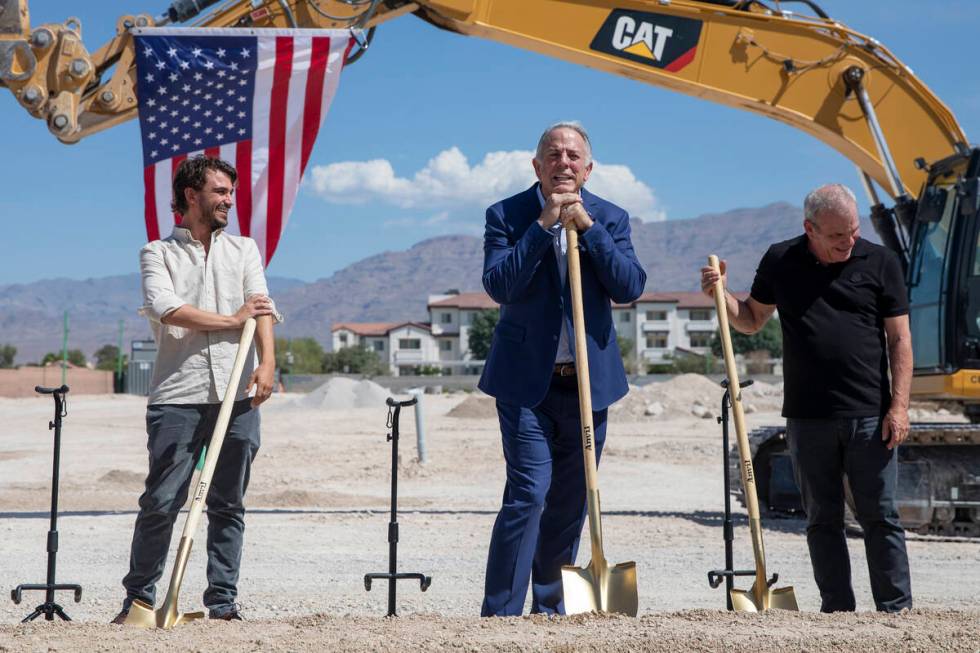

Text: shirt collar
xmin=171 ymin=223 xmax=224 ymax=244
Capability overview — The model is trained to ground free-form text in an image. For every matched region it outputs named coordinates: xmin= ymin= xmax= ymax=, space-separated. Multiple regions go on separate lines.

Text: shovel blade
xmin=561 ymin=559 xmax=638 ymax=616
xmin=122 ymin=598 xmax=205 ymax=629
xmin=730 ymin=585 xmax=799 ymax=612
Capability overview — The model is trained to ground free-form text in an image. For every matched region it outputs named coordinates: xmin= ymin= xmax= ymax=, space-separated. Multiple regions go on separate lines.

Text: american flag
xmin=133 ymin=28 xmax=353 ymax=265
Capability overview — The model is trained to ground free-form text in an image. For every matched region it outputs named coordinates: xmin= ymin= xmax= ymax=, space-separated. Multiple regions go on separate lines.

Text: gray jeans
xmin=786 ymin=416 xmax=912 ymax=612
xmin=122 ymin=400 xmax=260 ymax=616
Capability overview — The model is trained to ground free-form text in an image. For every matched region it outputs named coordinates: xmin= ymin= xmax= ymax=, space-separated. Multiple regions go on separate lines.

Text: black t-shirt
xmin=750 ymin=236 xmax=908 ymax=418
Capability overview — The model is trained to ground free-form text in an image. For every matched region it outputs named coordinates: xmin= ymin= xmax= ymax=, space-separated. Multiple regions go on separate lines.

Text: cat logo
xmin=590 ymin=9 xmax=703 ymax=72
xmin=612 ymin=16 xmax=674 ymax=61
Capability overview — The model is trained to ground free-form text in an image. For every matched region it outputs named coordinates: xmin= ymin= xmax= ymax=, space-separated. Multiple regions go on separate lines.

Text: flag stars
xmin=157 ymin=86 xmax=167 ymax=95
xmin=203 ymin=110 xmax=213 ymax=117
xmin=203 ymin=60 xmax=215 ymax=70
xmin=240 ymin=48 xmax=250 ymax=58
xmin=170 ymin=110 xmax=178 ymax=117
xmin=147 ymin=116 xmax=157 ymax=123
xmin=151 ymin=149 xmax=159 ymax=157
xmin=193 ymin=72 xmax=203 ymax=81
xmin=182 ymin=84 xmax=191 ymax=92
xmin=166 ymin=47 xmax=178 ymax=58
xmin=171 ymin=144 xmax=179 ymax=151
xmin=237 ymin=111 xmax=245 ymax=118
xmin=238 ymin=128 xmax=246 ymax=136
xmin=193 ymin=121 xmax=201 ymax=128
xmin=160 ymin=121 xmax=168 ymax=129
xmin=217 ymin=48 xmax=227 ymax=58
xmin=182 ymin=133 xmax=190 ymax=140
xmin=217 ymin=70 xmax=226 ymax=78
xmin=204 ymin=127 xmax=213 ymax=134
xmin=216 ymin=83 xmax=224 ymax=90
xmin=181 ymin=99 xmax=190 ymax=107
xmin=155 ymin=60 xmax=166 ymax=70
xmin=143 ymin=46 xmax=154 ymax=57
xmin=193 ymin=104 xmax=201 ymax=111
xmin=160 ymin=138 xmax=169 ymax=145
xmin=193 ymin=138 xmax=202 ymax=146
xmin=192 ymin=47 xmax=203 ymax=57
xmin=215 ymin=99 xmax=223 ymax=106
xmin=227 ymin=89 xmax=236 ymax=96
xmin=230 ymin=62 xmax=239 ymax=71
xmin=148 ymin=131 xmax=157 ymax=139
xmin=204 ymin=93 xmax=213 ymax=100
xmin=145 ymin=73 xmax=154 ymax=82
xmin=181 ymin=116 xmax=190 ymax=123
xmin=146 ymin=99 xmax=156 ymax=107
xmin=179 ymin=60 xmax=190 ymax=70
xmin=238 ymin=78 xmax=247 ymax=86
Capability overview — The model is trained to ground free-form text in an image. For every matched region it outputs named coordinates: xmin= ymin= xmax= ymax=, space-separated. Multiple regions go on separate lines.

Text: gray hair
xmin=804 ymin=183 xmax=858 ymax=223
xmin=534 ymin=121 xmax=592 ymax=164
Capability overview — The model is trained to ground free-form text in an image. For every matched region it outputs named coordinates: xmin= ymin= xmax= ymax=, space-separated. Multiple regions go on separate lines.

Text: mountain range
xmin=0 ymin=202 xmax=877 ymax=364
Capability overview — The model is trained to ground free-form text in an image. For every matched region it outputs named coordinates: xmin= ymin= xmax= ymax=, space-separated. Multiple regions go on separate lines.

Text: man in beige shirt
xmin=114 ymin=156 xmax=279 ymax=623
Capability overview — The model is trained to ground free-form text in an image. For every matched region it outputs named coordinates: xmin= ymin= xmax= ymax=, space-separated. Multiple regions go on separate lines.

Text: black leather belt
xmin=553 ymin=362 xmax=576 ymax=377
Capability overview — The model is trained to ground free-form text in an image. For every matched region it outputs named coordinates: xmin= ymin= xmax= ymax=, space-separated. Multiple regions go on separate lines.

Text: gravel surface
xmin=1 ymin=388 xmax=978 ymax=651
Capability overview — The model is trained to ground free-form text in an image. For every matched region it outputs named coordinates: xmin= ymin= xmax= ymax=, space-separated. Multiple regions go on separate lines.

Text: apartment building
xmin=331 ymin=290 xmax=746 ymax=375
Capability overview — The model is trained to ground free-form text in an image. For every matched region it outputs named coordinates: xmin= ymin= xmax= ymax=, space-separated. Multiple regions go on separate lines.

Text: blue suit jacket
xmin=477 ymin=184 xmax=647 ymax=411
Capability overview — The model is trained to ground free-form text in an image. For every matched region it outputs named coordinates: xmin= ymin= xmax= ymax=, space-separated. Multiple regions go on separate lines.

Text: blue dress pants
xmin=786 ymin=416 xmax=912 ymax=612
xmin=481 ymin=375 xmax=607 ymax=616
xmin=121 ymin=399 xmax=260 ymax=617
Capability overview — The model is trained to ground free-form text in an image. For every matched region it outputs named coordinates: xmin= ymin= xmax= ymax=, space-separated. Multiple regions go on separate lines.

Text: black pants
xmin=786 ymin=416 xmax=912 ymax=612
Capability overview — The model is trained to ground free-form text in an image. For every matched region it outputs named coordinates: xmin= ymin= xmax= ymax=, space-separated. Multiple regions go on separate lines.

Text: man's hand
xmin=559 ymin=201 xmax=593 ymax=232
xmin=882 ymin=405 xmax=910 ymax=450
xmin=538 ymin=193 xmax=584 ymax=230
xmin=248 ymin=363 xmax=275 ymax=407
xmin=700 ymin=259 xmax=727 ymax=297
xmin=233 ymin=294 xmax=275 ymax=326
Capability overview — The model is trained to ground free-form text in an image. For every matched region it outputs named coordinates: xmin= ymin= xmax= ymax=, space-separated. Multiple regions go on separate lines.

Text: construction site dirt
xmin=1 ymin=382 xmax=978 ymax=651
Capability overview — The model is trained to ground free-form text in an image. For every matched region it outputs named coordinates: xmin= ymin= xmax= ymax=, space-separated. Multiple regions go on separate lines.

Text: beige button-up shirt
xmin=140 ymin=225 xmax=281 ymax=405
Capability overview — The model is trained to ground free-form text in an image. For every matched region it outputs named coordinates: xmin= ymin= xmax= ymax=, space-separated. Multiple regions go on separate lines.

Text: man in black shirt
xmin=700 ymin=183 xmax=913 ymax=612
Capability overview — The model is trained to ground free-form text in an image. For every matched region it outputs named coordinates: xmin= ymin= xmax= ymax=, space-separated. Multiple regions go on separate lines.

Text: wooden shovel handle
xmin=180 ymin=317 xmax=257 ymax=538
xmin=567 ymin=225 xmax=604 ymax=559
xmin=707 ymin=255 xmax=768 ymax=584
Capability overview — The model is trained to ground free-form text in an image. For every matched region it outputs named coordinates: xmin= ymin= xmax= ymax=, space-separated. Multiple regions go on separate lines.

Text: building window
xmin=645 ymin=310 xmax=667 ymax=321
xmin=440 ymin=340 xmax=453 ymax=352
xmin=689 ymin=332 xmax=713 ymax=348
xmin=689 ymin=309 xmax=713 ymax=321
xmin=619 ymin=312 xmax=631 ymax=322
xmin=646 ymin=332 xmax=669 ymax=348
xmin=373 ymin=340 xmax=385 ymax=352
xmin=339 ymin=334 xmax=348 ymax=345
xmin=441 ymin=312 xmax=453 ymax=324
xmin=398 ymin=338 xmax=421 ymax=350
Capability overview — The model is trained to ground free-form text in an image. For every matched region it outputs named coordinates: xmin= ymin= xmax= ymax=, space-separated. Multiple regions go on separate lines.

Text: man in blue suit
xmin=478 ymin=122 xmax=646 ymax=616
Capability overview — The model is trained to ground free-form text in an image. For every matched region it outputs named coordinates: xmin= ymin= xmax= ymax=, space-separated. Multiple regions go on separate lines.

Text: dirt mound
xmin=447 ymin=394 xmax=497 ymax=419
xmin=1 ymin=609 xmax=975 ymax=652
xmin=612 ymin=374 xmax=783 ymax=420
xmin=294 ymin=377 xmax=392 ymax=411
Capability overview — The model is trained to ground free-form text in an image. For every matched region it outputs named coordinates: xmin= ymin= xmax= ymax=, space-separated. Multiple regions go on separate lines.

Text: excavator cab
xmin=907 ymin=148 xmax=980 ymax=416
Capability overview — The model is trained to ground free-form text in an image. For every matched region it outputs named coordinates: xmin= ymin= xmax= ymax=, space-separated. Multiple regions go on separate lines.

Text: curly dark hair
xmin=170 ymin=156 xmax=238 ymax=214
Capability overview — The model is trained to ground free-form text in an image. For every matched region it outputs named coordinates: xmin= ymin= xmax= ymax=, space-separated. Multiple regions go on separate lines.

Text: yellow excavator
xmin=2 ymin=0 xmax=978 ymax=534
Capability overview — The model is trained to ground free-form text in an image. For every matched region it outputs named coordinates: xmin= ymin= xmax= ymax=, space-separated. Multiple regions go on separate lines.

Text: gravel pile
xmin=294 ymin=377 xmax=392 ymax=411
xmin=612 ymin=374 xmax=783 ymax=420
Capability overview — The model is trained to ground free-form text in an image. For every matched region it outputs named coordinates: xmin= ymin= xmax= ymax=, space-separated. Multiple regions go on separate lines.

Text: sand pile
xmin=447 ymin=393 xmax=497 ymax=419
xmin=294 ymin=377 xmax=392 ymax=411
xmin=612 ymin=373 xmax=783 ymax=419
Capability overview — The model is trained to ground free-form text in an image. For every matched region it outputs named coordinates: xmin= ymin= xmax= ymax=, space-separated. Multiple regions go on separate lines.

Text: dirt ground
xmin=1 ymin=382 xmax=978 ymax=651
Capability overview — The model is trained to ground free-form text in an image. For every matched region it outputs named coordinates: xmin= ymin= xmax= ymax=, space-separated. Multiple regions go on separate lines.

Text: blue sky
xmin=2 ymin=1 xmax=978 ymax=285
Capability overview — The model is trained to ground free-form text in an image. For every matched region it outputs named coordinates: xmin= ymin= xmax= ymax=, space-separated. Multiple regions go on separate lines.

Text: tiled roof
xmin=614 ymin=291 xmax=750 ymax=309
xmin=428 ymin=291 xmax=499 ymax=310
xmin=331 ymin=321 xmax=431 ymax=336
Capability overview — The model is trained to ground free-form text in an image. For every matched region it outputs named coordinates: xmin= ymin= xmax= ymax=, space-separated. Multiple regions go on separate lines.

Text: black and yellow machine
xmin=2 ymin=0 xmax=978 ymax=534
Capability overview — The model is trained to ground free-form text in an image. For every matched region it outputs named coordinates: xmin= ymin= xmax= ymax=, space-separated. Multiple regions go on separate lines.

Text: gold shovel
xmin=560 ymin=225 xmax=638 ymax=616
xmin=708 ymin=255 xmax=798 ymax=612
xmin=125 ymin=317 xmax=257 ymax=628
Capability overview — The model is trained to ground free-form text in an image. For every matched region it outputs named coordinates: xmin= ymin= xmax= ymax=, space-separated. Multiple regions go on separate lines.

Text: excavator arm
xmin=0 ymin=0 xmax=969 ymax=199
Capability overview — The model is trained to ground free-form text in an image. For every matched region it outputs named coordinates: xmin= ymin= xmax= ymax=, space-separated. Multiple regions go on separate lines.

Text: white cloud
xmin=308 ymin=147 xmax=665 ymax=221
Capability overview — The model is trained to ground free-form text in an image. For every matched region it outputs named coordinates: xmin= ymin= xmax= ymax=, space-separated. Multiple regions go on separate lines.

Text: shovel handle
xmin=180 ymin=318 xmax=257 ymax=538
xmin=707 ymin=256 xmax=768 ymax=586
xmin=567 ymin=225 xmax=604 ymax=559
